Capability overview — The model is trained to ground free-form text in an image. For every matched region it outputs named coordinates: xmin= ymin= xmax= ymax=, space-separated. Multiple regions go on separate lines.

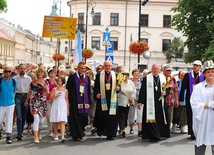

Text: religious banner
xmin=42 ymin=16 xmax=77 ymax=39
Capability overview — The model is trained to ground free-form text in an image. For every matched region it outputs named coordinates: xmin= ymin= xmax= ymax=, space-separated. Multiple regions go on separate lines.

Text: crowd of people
xmin=0 ymin=60 xmax=213 ymax=155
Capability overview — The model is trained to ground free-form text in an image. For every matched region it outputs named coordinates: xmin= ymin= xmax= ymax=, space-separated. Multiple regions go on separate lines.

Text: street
xmin=0 ymin=125 xmax=212 ymax=155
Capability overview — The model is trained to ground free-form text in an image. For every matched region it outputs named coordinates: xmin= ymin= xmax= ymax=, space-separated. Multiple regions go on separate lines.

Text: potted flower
xmin=82 ymin=48 xmax=94 ymax=59
xmin=52 ymin=53 xmax=65 ymax=61
xmin=129 ymin=41 xmax=149 ymax=54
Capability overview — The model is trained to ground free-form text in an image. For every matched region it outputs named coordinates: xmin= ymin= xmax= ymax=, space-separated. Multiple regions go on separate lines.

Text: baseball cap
xmin=193 ymin=60 xmax=202 ymax=66
xmin=163 ymin=64 xmax=172 ymax=71
xmin=203 ymin=60 xmax=214 ymax=72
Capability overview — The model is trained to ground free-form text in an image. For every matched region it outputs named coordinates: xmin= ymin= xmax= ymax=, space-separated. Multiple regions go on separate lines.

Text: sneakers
xmin=181 ymin=125 xmax=188 ymax=134
xmin=138 ymin=130 xmax=142 ymax=137
xmin=48 ymin=132 xmax=53 ymax=137
xmin=16 ymin=135 xmax=22 ymax=141
xmin=6 ymin=137 xmax=12 ymax=144
xmin=91 ymin=128 xmax=97 ymax=135
xmin=130 ymin=129 xmax=134 ymax=134
xmin=171 ymin=124 xmax=176 ymax=133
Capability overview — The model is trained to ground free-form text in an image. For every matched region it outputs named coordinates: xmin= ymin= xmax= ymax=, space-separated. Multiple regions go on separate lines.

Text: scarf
xmin=74 ymin=73 xmax=90 ymax=114
xmin=100 ymin=70 xmax=117 ymax=115
xmin=146 ymin=73 xmax=167 ymax=124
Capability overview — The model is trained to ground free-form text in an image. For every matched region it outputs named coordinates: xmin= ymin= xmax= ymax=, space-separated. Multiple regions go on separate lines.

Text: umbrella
xmin=73 ymin=29 xmax=82 ymax=65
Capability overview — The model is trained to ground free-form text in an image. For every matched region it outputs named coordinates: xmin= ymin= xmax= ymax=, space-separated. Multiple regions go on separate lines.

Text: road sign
xmin=106 ymin=55 xmax=114 ymax=63
xmin=106 ymin=42 xmax=114 ymax=53
xmin=102 ymin=27 xmax=110 ymax=46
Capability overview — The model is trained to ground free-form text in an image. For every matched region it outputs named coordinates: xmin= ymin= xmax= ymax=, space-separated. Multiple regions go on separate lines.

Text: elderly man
xmin=179 ymin=60 xmax=205 ymax=139
xmin=190 ymin=60 xmax=214 ymax=155
xmin=0 ymin=65 xmax=16 ymax=144
xmin=162 ymin=64 xmax=178 ymax=133
xmin=138 ymin=63 xmax=170 ymax=142
xmin=93 ymin=60 xmax=120 ymax=140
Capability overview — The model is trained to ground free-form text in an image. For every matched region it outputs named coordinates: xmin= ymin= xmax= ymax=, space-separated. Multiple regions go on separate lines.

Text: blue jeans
xmin=15 ymin=93 xmax=27 ymax=136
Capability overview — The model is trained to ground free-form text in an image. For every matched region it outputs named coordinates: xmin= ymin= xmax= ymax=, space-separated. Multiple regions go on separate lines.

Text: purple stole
xmin=189 ymin=71 xmax=204 ymax=95
xmin=74 ymin=73 xmax=90 ymax=114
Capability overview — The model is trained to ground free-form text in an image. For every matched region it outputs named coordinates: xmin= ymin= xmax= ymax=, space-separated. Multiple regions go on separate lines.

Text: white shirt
xmin=118 ymin=80 xmax=136 ymax=107
xmin=190 ymin=80 xmax=214 ymax=147
xmin=13 ymin=74 xmax=32 ymax=93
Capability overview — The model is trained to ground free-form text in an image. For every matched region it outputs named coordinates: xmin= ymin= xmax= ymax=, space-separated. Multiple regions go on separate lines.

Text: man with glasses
xmin=13 ymin=64 xmax=32 ymax=140
xmin=0 ymin=65 xmax=16 ymax=144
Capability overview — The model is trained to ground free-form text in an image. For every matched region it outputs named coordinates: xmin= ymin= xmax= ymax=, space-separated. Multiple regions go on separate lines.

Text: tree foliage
xmin=171 ymin=0 xmax=214 ymax=63
xmin=0 ymin=0 xmax=7 ymax=13
xmin=164 ymin=37 xmax=184 ymax=63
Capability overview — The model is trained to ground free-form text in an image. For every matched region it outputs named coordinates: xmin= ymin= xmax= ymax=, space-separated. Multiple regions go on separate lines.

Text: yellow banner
xmin=42 ymin=16 xmax=77 ymax=39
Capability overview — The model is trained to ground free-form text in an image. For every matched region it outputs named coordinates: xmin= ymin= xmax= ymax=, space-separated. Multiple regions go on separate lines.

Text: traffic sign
xmin=106 ymin=42 xmax=114 ymax=53
xmin=106 ymin=55 xmax=114 ymax=63
xmin=102 ymin=27 xmax=110 ymax=46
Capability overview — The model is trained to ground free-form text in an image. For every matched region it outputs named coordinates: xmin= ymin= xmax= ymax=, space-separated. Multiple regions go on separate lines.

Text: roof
xmin=0 ymin=30 xmax=15 ymax=42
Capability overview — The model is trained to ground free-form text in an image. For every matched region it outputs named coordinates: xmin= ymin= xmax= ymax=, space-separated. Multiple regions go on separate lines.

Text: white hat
xmin=193 ymin=60 xmax=202 ymax=66
xmin=122 ymin=68 xmax=129 ymax=74
xmin=203 ymin=60 xmax=214 ymax=72
xmin=0 ymin=69 xmax=3 ymax=74
xmin=163 ymin=64 xmax=172 ymax=71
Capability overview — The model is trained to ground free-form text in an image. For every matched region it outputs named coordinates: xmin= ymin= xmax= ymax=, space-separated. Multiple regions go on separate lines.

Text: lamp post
xmin=129 ymin=33 xmax=132 ymax=71
xmin=50 ymin=0 xmax=62 ymax=67
xmin=85 ymin=0 xmax=96 ymax=49
xmin=138 ymin=0 xmax=149 ymax=63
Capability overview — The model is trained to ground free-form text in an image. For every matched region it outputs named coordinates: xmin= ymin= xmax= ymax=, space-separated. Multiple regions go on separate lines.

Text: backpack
xmin=0 ymin=77 xmax=16 ymax=91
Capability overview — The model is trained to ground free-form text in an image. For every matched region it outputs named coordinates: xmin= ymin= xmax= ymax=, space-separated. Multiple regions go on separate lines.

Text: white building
xmin=67 ymin=0 xmax=186 ymax=71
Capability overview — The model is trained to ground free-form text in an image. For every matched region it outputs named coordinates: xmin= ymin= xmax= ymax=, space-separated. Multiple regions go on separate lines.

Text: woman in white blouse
xmin=118 ymin=69 xmax=136 ymax=138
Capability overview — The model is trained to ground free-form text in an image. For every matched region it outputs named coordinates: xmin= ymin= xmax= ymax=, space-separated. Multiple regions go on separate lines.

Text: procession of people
xmin=0 ymin=59 xmax=213 ymax=155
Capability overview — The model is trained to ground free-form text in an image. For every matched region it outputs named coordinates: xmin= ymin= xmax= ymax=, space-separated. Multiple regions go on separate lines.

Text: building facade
xmin=67 ymin=0 xmax=186 ymax=71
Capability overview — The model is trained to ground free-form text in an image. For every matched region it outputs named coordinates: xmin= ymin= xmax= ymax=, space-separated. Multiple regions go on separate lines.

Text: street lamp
xmin=50 ymin=0 xmax=62 ymax=67
xmin=138 ymin=0 xmax=149 ymax=63
xmin=85 ymin=0 xmax=96 ymax=49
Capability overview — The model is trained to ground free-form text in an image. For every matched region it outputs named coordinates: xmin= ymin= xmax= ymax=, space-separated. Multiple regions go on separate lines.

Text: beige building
xmin=67 ymin=0 xmax=186 ymax=71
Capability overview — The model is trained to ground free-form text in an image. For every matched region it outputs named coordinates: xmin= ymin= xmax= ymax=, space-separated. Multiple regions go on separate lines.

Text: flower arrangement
xmin=52 ymin=53 xmax=65 ymax=61
xmin=159 ymin=77 xmax=171 ymax=101
xmin=82 ymin=48 xmax=94 ymax=59
xmin=129 ymin=41 xmax=149 ymax=54
xmin=116 ymin=73 xmax=126 ymax=86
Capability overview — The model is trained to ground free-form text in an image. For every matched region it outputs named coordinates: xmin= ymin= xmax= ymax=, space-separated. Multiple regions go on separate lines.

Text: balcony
xmin=77 ymin=24 xmax=86 ymax=33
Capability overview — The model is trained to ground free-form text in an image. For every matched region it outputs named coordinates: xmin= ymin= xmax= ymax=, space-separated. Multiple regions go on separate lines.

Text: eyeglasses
xmin=4 ymin=70 xmax=11 ymax=73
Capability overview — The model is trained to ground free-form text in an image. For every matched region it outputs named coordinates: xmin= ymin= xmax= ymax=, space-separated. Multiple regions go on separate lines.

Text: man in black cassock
xmin=179 ymin=60 xmax=204 ymax=140
xmin=93 ymin=60 xmax=119 ymax=140
xmin=66 ymin=62 xmax=91 ymax=141
xmin=138 ymin=64 xmax=170 ymax=142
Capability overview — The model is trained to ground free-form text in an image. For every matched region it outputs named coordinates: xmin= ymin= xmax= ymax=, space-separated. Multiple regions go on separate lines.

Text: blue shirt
xmin=0 ymin=77 xmax=16 ymax=106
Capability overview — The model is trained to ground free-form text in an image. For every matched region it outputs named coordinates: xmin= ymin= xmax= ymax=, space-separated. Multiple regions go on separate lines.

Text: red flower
xmin=129 ymin=41 xmax=149 ymax=54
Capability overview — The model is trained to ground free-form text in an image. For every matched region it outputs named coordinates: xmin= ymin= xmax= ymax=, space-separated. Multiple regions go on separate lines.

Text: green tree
xmin=164 ymin=37 xmax=184 ymax=63
xmin=171 ymin=0 xmax=214 ymax=63
xmin=0 ymin=0 xmax=7 ymax=13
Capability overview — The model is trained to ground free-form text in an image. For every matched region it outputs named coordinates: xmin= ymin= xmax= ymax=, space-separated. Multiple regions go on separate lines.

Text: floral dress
xmin=29 ymin=80 xmax=47 ymax=117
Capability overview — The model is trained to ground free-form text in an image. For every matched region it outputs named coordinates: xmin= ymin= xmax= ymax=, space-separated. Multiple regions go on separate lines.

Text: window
xmin=140 ymin=38 xmax=148 ymax=43
xmin=110 ymin=37 xmax=118 ymax=50
xmin=163 ymin=15 xmax=171 ymax=28
xmin=92 ymin=37 xmax=100 ymax=50
xmin=162 ymin=39 xmax=171 ymax=52
xmin=110 ymin=13 xmax=119 ymax=26
xmin=78 ymin=13 xmax=85 ymax=31
xmin=93 ymin=13 xmax=101 ymax=25
xmin=140 ymin=14 xmax=148 ymax=27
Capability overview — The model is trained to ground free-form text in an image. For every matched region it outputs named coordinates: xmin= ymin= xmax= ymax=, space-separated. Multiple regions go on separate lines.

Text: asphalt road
xmin=0 ymin=125 xmax=212 ymax=155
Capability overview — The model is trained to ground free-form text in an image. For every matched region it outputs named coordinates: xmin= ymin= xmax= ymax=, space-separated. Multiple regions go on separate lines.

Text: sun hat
xmin=122 ymin=68 xmax=129 ymax=74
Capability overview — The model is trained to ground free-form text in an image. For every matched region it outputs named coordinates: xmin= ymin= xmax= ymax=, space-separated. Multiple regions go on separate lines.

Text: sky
xmin=1 ymin=0 xmax=70 ymax=36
